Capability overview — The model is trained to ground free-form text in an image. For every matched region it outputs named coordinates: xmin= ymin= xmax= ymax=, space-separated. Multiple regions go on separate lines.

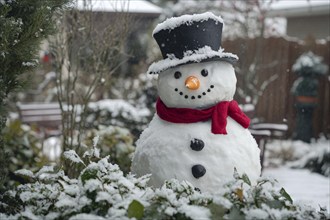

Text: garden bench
xmin=249 ymin=123 xmax=288 ymax=170
xmin=17 ymin=102 xmax=63 ymax=137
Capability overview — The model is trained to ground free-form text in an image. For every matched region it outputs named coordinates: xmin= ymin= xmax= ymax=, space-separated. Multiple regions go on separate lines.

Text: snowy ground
xmin=263 ymin=167 xmax=330 ymax=211
xmin=262 ymin=138 xmax=330 ymax=212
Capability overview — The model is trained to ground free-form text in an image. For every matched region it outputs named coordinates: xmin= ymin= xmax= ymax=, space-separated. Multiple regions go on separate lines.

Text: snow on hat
xmin=147 ymin=12 xmax=238 ymax=74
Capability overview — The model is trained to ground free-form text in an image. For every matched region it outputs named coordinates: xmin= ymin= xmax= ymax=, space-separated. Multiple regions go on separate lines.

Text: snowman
xmin=131 ymin=12 xmax=261 ymax=192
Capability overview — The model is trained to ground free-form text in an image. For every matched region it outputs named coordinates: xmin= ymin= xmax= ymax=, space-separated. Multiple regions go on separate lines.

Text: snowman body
xmin=132 ymin=61 xmax=261 ymax=192
xmin=132 ymin=115 xmax=260 ymax=191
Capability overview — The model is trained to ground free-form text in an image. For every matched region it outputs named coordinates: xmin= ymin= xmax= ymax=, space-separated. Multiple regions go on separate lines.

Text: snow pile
xmin=1 ymin=148 xmax=327 ymax=219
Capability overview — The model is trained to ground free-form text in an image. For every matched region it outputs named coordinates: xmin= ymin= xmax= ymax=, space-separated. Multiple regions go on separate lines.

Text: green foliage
xmin=0 ymin=147 xmax=327 ymax=220
xmin=0 ymin=117 xmax=9 ymax=191
xmin=127 ymin=200 xmax=144 ymax=220
xmin=2 ymin=120 xmax=48 ymax=188
xmin=0 ymin=0 xmax=69 ymax=193
xmin=0 ymin=0 xmax=69 ymax=98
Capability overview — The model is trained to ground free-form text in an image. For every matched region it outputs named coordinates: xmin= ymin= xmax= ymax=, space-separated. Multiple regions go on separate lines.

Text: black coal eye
xmin=201 ymin=69 xmax=208 ymax=77
xmin=174 ymin=71 xmax=182 ymax=79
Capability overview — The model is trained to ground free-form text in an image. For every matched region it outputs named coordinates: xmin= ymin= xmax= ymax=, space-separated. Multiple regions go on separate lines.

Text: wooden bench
xmin=249 ymin=123 xmax=288 ymax=170
xmin=17 ymin=102 xmax=63 ymax=137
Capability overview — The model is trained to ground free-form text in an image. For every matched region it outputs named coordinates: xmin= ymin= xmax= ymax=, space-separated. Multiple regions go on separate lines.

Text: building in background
xmin=268 ymin=0 xmax=330 ymax=40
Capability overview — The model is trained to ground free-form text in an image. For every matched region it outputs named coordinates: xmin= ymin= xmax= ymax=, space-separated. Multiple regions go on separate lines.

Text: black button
xmin=192 ymin=165 xmax=206 ymax=178
xmin=190 ymin=138 xmax=204 ymax=151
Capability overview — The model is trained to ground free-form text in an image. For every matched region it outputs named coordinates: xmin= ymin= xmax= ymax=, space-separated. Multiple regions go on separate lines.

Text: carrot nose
xmin=185 ymin=76 xmax=200 ymax=90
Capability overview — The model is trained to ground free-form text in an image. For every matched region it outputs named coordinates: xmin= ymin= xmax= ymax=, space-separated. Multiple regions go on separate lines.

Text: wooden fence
xmin=223 ymin=37 xmax=330 ymax=138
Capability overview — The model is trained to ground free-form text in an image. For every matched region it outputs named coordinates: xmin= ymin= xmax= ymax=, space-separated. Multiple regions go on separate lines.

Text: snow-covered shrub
xmin=0 ymin=149 xmax=327 ymax=220
xmin=84 ymin=125 xmax=135 ymax=174
xmin=265 ymin=138 xmax=330 ymax=177
xmin=264 ymin=140 xmax=311 ymax=167
xmin=2 ymin=120 xmax=48 ymax=187
xmin=85 ymin=99 xmax=152 ymax=139
xmin=288 ymin=138 xmax=330 ymax=177
xmin=292 ymin=51 xmax=328 ymax=77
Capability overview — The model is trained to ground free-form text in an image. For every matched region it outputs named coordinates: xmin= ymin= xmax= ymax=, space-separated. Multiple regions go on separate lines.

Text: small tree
xmin=0 ymin=0 xmax=68 ymax=190
xmin=50 ymin=0 xmax=131 ymax=153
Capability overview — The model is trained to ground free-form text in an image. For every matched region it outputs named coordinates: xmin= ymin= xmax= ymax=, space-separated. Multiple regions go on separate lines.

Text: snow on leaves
xmin=1 ymin=149 xmax=328 ymax=220
xmin=63 ymin=150 xmax=85 ymax=166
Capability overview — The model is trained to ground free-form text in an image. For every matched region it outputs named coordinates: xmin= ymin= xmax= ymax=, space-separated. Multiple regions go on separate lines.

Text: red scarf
xmin=156 ymin=98 xmax=250 ymax=135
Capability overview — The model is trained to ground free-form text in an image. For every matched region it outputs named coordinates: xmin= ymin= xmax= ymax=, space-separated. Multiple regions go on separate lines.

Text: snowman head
xmin=158 ymin=61 xmax=237 ymax=109
xmin=148 ymin=12 xmax=239 ymax=109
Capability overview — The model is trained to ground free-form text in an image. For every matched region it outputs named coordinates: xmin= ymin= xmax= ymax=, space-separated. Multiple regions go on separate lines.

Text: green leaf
xmin=127 ymin=200 xmax=144 ymax=220
xmin=280 ymin=187 xmax=293 ymax=204
xmin=241 ymin=173 xmax=251 ymax=186
xmin=208 ymin=203 xmax=227 ymax=220
xmin=80 ymin=168 xmax=97 ymax=185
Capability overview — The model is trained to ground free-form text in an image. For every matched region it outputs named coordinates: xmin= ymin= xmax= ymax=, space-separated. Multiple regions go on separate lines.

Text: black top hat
xmin=147 ymin=12 xmax=238 ymax=74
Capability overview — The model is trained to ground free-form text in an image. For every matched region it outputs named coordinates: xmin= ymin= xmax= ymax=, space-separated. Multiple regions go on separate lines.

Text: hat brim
xmin=147 ymin=48 xmax=238 ymax=74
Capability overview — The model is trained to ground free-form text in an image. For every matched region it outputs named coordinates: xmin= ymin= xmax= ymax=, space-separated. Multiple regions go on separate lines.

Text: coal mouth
xmin=174 ymin=85 xmax=214 ymax=100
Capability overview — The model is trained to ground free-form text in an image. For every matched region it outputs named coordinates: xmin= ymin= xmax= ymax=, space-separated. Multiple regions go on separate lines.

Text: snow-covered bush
xmin=85 ymin=99 xmax=152 ymax=139
xmin=289 ymin=139 xmax=330 ymax=177
xmin=0 ymin=148 xmax=327 ymax=220
xmin=292 ymin=51 xmax=328 ymax=77
xmin=84 ymin=125 xmax=135 ymax=174
xmin=265 ymin=138 xmax=330 ymax=177
xmin=2 ymin=120 xmax=49 ymax=187
xmin=2 ymin=119 xmax=138 ymax=188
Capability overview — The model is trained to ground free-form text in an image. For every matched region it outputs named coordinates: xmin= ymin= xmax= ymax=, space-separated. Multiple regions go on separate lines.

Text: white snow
xmin=69 ymin=213 xmax=106 ymax=220
xmin=262 ymin=138 xmax=330 ymax=212
xmin=147 ymin=46 xmax=238 ymax=74
xmin=292 ymin=51 xmax=328 ymax=74
xmin=132 ymin=113 xmax=261 ymax=192
xmin=14 ymin=169 xmax=34 ymax=178
xmin=55 ymin=193 xmax=77 ymax=208
xmin=153 ymin=12 xmax=223 ymax=35
xmin=263 ymin=167 xmax=330 ymax=211
xmin=244 ymin=208 xmax=269 ymax=220
xmin=269 ymin=0 xmax=330 ymax=17
xmin=63 ymin=150 xmax=85 ymax=165
xmin=75 ymin=0 xmax=162 ymax=14
xmin=22 ymin=61 xmax=36 ymax=67
xmin=239 ymin=103 xmax=255 ymax=112
xmin=35 ymin=165 xmax=54 ymax=177
xmin=178 ymin=204 xmax=211 ymax=220
xmin=93 ymin=147 xmax=100 ymax=158
xmin=250 ymin=123 xmax=288 ymax=131
xmin=88 ymin=99 xmax=150 ymax=122
xmin=84 ymin=179 xmax=102 ymax=192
